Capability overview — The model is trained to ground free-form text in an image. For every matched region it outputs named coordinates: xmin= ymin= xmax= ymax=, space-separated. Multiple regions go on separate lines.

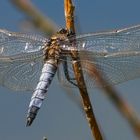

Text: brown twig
xmin=82 ymin=60 xmax=140 ymax=138
xmin=11 ymin=0 xmax=58 ymax=35
xmin=64 ymin=0 xmax=104 ymax=139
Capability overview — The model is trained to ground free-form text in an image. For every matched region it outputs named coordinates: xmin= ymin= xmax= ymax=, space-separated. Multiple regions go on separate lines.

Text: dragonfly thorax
xmin=43 ymin=28 xmax=70 ymax=63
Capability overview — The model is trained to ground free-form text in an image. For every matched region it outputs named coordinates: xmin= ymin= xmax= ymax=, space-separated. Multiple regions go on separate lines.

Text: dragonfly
xmin=0 ymin=24 xmax=140 ymax=126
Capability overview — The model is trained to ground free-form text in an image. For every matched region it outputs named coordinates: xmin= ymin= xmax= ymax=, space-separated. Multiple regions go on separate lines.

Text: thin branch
xmin=64 ymin=0 xmax=104 ymax=139
xmin=11 ymin=0 xmax=58 ymax=35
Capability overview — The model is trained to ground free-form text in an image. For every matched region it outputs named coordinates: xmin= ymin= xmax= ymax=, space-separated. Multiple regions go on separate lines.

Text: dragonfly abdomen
xmin=27 ymin=60 xmax=57 ymax=126
xmin=29 ymin=62 xmax=57 ymax=107
xmin=26 ymin=31 xmax=63 ymax=126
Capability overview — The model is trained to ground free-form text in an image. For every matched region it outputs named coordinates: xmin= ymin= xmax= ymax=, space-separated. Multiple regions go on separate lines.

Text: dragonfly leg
xmin=63 ymin=58 xmax=78 ymax=87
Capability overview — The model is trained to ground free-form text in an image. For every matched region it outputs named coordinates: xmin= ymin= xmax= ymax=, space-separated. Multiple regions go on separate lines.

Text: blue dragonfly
xmin=0 ymin=25 xmax=140 ymax=125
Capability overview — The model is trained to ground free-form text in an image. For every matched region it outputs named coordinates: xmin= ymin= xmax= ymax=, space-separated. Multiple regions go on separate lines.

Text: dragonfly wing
xmin=116 ymin=24 xmax=140 ymax=35
xmin=0 ymin=29 xmax=46 ymax=91
xmin=59 ymin=24 xmax=140 ymax=88
xmin=0 ymin=28 xmax=47 ymax=56
xmin=0 ymin=57 xmax=43 ymax=91
xmin=80 ymin=51 xmax=140 ymax=88
xmin=58 ymin=51 xmax=140 ymax=88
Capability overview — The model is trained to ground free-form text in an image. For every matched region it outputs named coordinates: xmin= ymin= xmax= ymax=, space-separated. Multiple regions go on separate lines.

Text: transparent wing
xmin=58 ymin=25 xmax=140 ymax=88
xmin=0 ymin=57 xmax=43 ymax=91
xmin=0 ymin=29 xmax=46 ymax=91
xmin=0 ymin=29 xmax=47 ymax=56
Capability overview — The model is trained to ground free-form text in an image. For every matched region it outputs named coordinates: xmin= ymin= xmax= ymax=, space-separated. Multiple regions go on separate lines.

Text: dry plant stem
xmin=64 ymin=0 xmax=103 ymax=139
xmin=83 ymin=61 xmax=140 ymax=138
xmin=11 ymin=0 xmax=58 ymax=35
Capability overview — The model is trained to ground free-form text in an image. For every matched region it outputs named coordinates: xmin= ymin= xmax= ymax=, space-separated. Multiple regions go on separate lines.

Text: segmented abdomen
xmin=28 ymin=61 xmax=57 ymax=109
